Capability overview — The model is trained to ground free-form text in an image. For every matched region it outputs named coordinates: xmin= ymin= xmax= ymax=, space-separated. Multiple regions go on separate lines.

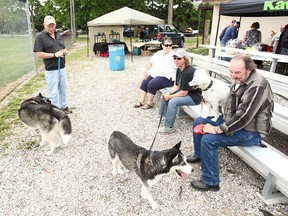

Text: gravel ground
xmin=0 ymin=43 xmax=288 ymax=215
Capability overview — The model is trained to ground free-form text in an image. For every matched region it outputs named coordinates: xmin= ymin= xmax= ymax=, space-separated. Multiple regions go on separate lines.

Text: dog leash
xmin=149 ymin=110 xmax=164 ymax=151
xmin=149 ymin=101 xmax=167 ymax=151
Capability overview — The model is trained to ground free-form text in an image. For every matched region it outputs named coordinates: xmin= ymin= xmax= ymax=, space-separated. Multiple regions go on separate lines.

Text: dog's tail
xmin=52 ymin=108 xmax=72 ymax=145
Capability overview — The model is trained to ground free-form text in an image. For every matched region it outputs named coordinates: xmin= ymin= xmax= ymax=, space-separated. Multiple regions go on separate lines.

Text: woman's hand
xmin=161 ymin=94 xmax=171 ymax=101
xmin=144 ymin=71 xmax=149 ymax=80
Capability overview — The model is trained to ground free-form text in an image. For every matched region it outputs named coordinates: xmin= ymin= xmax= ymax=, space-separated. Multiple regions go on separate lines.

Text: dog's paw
xmin=112 ymin=169 xmax=118 ymax=176
xmin=149 ymin=200 xmax=159 ymax=210
xmin=117 ymin=169 xmax=125 ymax=175
xmin=46 ymin=150 xmax=54 ymax=155
xmin=201 ymin=113 xmax=209 ymax=118
xmin=211 ymin=116 xmax=219 ymax=122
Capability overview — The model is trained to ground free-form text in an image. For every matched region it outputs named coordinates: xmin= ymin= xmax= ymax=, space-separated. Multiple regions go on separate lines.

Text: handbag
xmin=194 ymin=123 xmax=205 ymax=134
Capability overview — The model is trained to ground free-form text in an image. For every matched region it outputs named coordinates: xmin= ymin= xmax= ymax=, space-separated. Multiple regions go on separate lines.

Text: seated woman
xmin=133 ymin=37 xmax=177 ymax=110
xmin=158 ymin=50 xmax=202 ymax=134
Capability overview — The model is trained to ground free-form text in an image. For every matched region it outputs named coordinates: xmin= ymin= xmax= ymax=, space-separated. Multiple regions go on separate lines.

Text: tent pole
xmin=130 ymin=36 xmax=133 ymax=62
xmin=197 ymin=9 xmax=201 ymax=48
xmin=215 ymin=14 xmax=221 ymax=46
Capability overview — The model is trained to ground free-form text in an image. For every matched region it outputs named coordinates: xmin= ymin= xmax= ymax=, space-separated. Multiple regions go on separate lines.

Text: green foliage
xmin=0 ymin=0 xmax=28 ymax=34
xmin=187 ymin=47 xmax=209 ymax=55
xmin=27 ymin=0 xmax=211 ymax=34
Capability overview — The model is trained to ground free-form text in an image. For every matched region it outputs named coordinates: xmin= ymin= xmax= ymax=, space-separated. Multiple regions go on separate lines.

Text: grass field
xmin=0 ymin=36 xmax=35 ymax=88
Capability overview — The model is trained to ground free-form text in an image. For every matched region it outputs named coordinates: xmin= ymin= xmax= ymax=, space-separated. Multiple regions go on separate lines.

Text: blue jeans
xmin=45 ymin=67 xmax=68 ymax=109
xmin=193 ymin=116 xmax=262 ymax=186
xmin=159 ymin=95 xmax=195 ymax=128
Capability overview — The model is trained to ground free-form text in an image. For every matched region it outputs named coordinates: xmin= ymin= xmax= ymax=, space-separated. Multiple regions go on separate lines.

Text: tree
xmin=0 ymin=0 xmax=27 ymax=35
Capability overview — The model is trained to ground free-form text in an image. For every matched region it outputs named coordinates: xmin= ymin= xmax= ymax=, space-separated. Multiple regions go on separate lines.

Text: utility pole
xmin=168 ymin=0 xmax=173 ymax=25
xmin=70 ymin=0 xmax=76 ymax=43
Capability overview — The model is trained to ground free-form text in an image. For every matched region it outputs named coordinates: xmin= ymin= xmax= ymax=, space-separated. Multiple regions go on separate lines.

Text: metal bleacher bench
xmin=159 ymin=52 xmax=288 ymax=204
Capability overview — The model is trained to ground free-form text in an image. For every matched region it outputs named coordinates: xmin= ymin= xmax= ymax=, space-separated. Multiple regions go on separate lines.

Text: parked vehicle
xmin=123 ymin=24 xmax=184 ymax=47
xmin=123 ymin=26 xmax=134 ymax=37
xmin=142 ymin=24 xmax=184 ymax=47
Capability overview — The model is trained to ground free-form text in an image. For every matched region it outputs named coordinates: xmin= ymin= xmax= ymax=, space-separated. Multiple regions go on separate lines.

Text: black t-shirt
xmin=175 ymin=65 xmax=202 ymax=104
xmin=33 ymin=30 xmax=66 ymax=71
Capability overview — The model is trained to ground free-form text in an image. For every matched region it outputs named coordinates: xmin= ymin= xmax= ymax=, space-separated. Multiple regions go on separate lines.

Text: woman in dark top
xmin=158 ymin=50 xmax=202 ymax=134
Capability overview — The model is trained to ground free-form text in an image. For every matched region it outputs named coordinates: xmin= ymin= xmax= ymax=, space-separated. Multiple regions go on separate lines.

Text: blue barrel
xmin=108 ymin=45 xmax=125 ymax=71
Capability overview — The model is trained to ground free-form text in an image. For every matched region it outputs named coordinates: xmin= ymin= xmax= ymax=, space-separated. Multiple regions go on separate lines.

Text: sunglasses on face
xmin=173 ymin=57 xmax=183 ymax=60
xmin=163 ymin=44 xmax=172 ymax=47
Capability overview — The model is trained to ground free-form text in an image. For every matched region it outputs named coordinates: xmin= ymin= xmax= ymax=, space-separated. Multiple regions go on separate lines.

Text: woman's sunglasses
xmin=173 ymin=57 xmax=183 ymax=60
xmin=163 ymin=44 xmax=172 ymax=47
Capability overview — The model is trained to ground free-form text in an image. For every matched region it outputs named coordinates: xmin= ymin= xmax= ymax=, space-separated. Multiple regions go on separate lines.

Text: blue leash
xmin=58 ymin=57 xmax=61 ymax=76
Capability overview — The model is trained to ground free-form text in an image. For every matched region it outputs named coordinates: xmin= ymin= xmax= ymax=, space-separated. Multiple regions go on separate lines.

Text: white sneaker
xmin=159 ymin=127 xmax=175 ymax=134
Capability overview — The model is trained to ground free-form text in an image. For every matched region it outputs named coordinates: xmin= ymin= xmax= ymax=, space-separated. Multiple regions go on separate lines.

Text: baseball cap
xmin=172 ymin=50 xmax=188 ymax=58
xmin=44 ymin=16 xmax=56 ymax=25
xmin=232 ymin=20 xmax=236 ymax=23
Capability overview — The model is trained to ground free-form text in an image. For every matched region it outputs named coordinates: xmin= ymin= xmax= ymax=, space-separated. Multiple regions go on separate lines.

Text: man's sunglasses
xmin=163 ymin=44 xmax=172 ymax=47
xmin=173 ymin=57 xmax=183 ymax=60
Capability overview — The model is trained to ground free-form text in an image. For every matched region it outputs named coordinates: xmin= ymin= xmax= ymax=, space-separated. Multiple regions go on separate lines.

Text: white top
xmin=148 ymin=50 xmax=177 ymax=80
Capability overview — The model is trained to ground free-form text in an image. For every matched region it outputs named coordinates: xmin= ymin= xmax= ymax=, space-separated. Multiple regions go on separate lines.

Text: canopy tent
xmin=87 ymin=6 xmax=164 ymax=60
xmin=220 ymin=0 xmax=288 ymax=17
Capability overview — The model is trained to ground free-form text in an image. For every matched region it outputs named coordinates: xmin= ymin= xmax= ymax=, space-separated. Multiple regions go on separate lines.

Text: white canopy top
xmin=87 ymin=6 xmax=164 ymax=27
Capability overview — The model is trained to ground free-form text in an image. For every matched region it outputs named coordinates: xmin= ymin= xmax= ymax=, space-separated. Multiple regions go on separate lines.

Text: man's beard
xmin=232 ymin=79 xmax=243 ymax=84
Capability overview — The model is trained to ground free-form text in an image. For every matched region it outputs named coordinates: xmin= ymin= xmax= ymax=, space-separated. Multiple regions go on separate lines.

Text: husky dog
xmin=189 ymin=69 xmax=230 ymax=121
xmin=108 ymin=131 xmax=193 ymax=209
xmin=18 ymin=93 xmax=72 ymax=155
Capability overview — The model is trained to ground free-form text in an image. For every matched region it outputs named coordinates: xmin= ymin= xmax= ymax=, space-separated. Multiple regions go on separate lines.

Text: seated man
xmin=188 ymin=54 xmax=274 ymax=191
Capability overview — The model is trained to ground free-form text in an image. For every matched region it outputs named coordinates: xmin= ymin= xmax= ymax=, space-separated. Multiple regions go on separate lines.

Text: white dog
xmin=189 ymin=69 xmax=230 ymax=121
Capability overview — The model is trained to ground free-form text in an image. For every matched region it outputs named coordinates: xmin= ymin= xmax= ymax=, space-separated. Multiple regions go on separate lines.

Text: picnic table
xmin=132 ymin=40 xmax=162 ymax=50
xmin=202 ymin=45 xmax=288 ymax=73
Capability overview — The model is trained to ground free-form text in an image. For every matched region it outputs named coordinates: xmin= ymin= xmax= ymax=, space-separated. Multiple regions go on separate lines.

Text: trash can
xmin=108 ymin=44 xmax=125 ymax=71
xmin=133 ymin=47 xmax=141 ymax=55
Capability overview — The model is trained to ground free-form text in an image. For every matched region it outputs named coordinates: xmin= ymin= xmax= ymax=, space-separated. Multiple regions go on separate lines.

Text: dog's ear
xmin=173 ymin=141 xmax=181 ymax=150
xmin=38 ymin=93 xmax=43 ymax=98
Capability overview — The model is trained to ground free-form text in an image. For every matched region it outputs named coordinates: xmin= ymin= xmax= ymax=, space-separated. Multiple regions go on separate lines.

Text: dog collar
xmin=202 ymin=80 xmax=213 ymax=91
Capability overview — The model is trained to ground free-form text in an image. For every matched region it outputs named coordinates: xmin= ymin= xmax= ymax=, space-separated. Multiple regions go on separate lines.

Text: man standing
xmin=220 ymin=21 xmax=240 ymax=47
xmin=188 ymin=54 xmax=274 ymax=191
xmin=219 ymin=20 xmax=236 ymax=42
xmin=33 ymin=15 xmax=72 ymax=113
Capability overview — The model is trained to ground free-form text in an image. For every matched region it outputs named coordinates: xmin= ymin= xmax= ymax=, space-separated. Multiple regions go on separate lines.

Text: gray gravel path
xmin=0 ymin=44 xmax=287 ymax=215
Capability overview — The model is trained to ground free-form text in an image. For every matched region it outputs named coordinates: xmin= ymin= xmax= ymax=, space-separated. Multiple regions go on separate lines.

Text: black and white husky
xmin=18 ymin=93 xmax=72 ymax=155
xmin=108 ymin=131 xmax=193 ymax=209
